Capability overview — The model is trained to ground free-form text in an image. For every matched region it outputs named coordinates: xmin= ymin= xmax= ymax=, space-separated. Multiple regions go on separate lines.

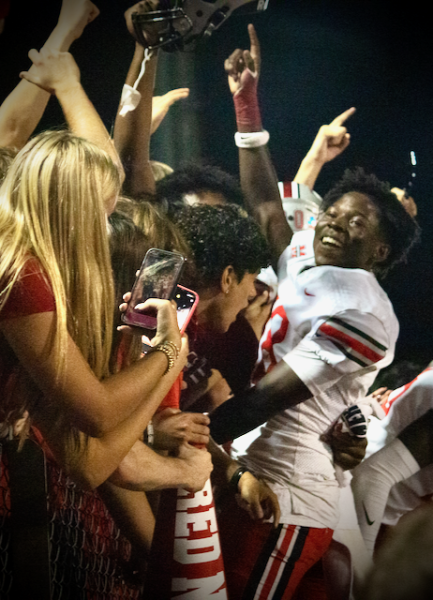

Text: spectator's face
xmin=313 ymin=192 xmax=389 ymax=271
xmin=220 ymin=271 xmax=258 ymax=332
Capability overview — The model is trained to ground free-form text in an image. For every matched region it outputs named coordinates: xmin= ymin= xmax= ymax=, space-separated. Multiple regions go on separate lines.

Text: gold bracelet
xmin=151 ymin=340 xmax=180 ymax=374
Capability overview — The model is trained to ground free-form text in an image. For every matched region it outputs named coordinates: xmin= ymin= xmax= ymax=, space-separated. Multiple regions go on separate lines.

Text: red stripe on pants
xmin=218 ymin=495 xmax=333 ymax=599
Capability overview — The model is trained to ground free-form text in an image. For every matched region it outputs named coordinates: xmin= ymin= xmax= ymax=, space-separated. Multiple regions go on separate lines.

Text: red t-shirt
xmin=0 ymin=258 xmax=55 ymax=413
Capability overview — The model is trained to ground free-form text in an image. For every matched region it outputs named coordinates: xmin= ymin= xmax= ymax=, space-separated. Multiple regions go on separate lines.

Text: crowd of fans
xmin=0 ymin=1 xmax=430 ymax=599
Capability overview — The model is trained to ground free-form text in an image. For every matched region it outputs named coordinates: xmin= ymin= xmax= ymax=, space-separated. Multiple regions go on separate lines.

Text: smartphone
xmin=174 ymin=285 xmax=199 ymax=334
xmin=122 ymin=248 xmax=185 ymax=330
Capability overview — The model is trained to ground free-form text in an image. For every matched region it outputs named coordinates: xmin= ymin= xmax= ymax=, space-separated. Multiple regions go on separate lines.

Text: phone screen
xmin=174 ymin=285 xmax=199 ymax=334
xmin=122 ymin=248 xmax=185 ymax=329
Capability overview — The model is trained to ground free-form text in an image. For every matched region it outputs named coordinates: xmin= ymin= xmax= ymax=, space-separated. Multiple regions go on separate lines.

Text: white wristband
xmin=234 ymin=130 xmax=270 ymax=148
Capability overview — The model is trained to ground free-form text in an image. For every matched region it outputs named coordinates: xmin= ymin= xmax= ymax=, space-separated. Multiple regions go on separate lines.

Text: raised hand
xmin=294 ymin=107 xmax=356 ymax=190
xmin=124 ymin=0 xmax=162 ymax=48
xmin=151 ymin=88 xmax=190 ymax=134
xmin=391 ymin=187 xmax=418 ymax=218
xmin=225 ymin=23 xmax=261 ymax=95
xmin=306 ymin=107 xmax=356 ymax=166
xmin=19 ymin=48 xmax=81 ymax=95
xmin=56 ymin=0 xmax=100 ymax=47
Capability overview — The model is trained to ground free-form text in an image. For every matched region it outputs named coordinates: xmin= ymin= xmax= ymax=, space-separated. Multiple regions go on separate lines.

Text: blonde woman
xmin=0 ymin=130 xmax=212 ymax=491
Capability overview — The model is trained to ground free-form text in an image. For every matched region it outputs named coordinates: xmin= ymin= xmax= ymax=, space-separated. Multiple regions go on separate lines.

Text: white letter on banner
xmin=173 ymin=532 xmax=221 ymax=564
xmin=171 ymin=572 xmax=227 ymax=599
xmin=175 ymin=506 xmax=217 ymax=538
xmin=177 ymin=479 xmax=212 ymax=511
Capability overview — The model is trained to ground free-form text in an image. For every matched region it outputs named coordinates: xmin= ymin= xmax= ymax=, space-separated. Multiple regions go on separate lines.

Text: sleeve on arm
xmin=284 ymin=310 xmax=390 ymax=397
xmin=0 ymin=259 xmax=55 ymax=320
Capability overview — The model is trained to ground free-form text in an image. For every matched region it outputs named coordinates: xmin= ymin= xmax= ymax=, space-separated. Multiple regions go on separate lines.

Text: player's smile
xmin=320 ymin=234 xmax=344 ymax=249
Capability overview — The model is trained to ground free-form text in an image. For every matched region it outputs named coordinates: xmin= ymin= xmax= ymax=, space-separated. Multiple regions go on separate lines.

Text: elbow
xmin=67 ymin=463 xmax=112 ymax=491
xmin=73 ymin=417 xmax=107 ymax=439
xmin=71 ymin=407 xmax=119 ymax=439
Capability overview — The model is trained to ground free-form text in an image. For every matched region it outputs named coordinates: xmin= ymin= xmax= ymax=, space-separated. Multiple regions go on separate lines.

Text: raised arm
xmin=19 ymin=47 xmax=123 ymax=185
xmin=293 ymin=107 xmax=356 ymax=190
xmin=0 ymin=0 xmax=99 ymax=150
xmin=226 ymin=24 xmax=292 ymax=264
xmin=113 ymin=40 xmax=158 ymax=198
xmin=112 ymin=2 xmax=190 ymax=199
xmin=113 ymin=2 xmax=159 ymax=199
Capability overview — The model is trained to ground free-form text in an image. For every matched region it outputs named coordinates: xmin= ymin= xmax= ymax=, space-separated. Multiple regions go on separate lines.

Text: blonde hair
xmin=0 ymin=130 xmax=120 ymax=384
xmin=132 ymin=200 xmax=191 ymax=259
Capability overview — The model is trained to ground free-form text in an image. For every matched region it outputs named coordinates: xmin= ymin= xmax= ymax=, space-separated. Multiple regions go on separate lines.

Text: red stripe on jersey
xmin=319 ymin=323 xmax=384 ymax=364
xmin=283 ymin=182 xmax=294 ymax=198
xmin=383 ymin=381 xmax=413 ymax=415
xmin=383 ymin=368 xmax=433 ymax=414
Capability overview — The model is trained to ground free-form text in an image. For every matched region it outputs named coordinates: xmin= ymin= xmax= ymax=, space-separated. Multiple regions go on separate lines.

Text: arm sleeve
xmin=285 ymin=309 xmax=390 ymax=397
xmin=351 ymin=437 xmax=419 ymax=555
xmin=0 ymin=259 xmax=55 ymax=320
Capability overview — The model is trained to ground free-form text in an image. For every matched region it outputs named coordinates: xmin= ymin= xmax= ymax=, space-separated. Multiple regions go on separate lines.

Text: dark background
xmin=1 ymin=0 xmax=432 ymax=366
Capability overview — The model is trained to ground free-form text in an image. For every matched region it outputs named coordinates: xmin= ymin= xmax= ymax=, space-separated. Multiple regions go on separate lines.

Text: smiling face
xmin=313 ymin=192 xmax=390 ymax=271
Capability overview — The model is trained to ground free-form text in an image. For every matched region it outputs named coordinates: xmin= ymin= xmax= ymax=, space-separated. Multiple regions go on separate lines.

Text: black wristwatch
xmin=229 ymin=466 xmax=249 ymax=491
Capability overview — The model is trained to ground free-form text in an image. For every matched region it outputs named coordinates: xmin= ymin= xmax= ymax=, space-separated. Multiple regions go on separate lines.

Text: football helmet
xmin=132 ymin=0 xmax=269 ymax=52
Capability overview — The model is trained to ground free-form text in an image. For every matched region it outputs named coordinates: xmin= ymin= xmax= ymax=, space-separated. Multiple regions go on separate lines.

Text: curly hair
xmin=155 ymin=162 xmax=244 ymax=216
xmin=175 ymin=204 xmax=271 ymax=290
xmin=322 ymin=167 xmax=421 ymax=276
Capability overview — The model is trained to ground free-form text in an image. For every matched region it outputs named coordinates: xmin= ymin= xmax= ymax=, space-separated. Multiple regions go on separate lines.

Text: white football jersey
xmin=367 ymin=364 xmax=433 ymax=525
xmin=239 ymin=230 xmax=399 ymax=529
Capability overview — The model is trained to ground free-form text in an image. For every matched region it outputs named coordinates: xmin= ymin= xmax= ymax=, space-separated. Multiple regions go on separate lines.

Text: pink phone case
xmin=175 ymin=285 xmax=199 ymax=334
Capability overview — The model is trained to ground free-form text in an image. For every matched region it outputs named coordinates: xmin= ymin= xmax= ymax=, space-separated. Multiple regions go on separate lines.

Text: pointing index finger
xmin=330 ymin=107 xmax=356 ymax=127
xmin=248 ymin=23 xmax=261 ymax=72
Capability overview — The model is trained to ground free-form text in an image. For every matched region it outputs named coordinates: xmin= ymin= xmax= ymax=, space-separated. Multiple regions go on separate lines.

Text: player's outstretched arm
xmin=226 ymin=24 xmax=292 ymax=264
xmin=209 ymin=358 xmax=311 ymax=444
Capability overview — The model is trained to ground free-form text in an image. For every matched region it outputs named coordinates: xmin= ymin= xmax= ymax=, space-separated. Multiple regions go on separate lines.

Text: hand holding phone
xmin=122 ymin=248 xmax=185 ymax=330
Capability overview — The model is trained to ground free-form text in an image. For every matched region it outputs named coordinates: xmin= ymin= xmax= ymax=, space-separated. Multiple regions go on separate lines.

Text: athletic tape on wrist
xmin=233 ymin=68 xmax=262 ymax=130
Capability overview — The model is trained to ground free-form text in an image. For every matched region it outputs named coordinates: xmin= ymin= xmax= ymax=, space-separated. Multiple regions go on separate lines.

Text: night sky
xmin=1 ymin=0 xmax=432 ymax=366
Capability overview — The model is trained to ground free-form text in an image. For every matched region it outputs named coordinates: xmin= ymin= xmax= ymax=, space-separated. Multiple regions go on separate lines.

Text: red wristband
xmin=233 ymin=69 xmax=262 ymax=132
